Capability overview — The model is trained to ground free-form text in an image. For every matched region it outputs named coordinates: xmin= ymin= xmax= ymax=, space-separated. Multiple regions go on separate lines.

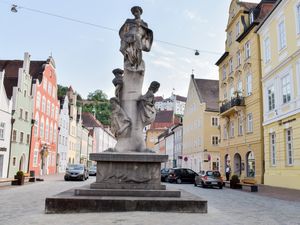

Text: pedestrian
xmin=225 ymin=166 xmax=231 ymax=181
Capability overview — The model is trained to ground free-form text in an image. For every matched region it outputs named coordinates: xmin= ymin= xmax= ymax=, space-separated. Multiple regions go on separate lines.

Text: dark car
xmin=161 ymin=168 xmax=171 ymax=182
xmin=89 ymin=165 xmax=97 ymax=176
xmin=64 ymin=164 xmax=89 ymax=181
xmin=195 ymin=170 xmax=223 ymax=189
xmin=167 ymin=168 xmax=198 ymax=184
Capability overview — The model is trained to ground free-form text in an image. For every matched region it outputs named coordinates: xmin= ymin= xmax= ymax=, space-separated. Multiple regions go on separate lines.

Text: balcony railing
xmin=220 ymin=97 xmax=245 ymax=114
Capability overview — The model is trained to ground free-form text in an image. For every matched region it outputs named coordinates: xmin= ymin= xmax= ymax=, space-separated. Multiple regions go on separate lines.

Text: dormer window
xmin=250 ymin=12 xmax=254 ymax=24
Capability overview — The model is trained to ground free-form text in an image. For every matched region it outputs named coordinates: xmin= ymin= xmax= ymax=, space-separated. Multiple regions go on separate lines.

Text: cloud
xmin=151 ymin=42 xmax=175 ymax=56
xmin=151 ymin=59 xmax=173 ymax=69
xmin=183 ymin=9 xmax=208 ymax=23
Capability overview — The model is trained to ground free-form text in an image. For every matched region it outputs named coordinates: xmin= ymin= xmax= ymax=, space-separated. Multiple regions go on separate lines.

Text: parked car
xmin=161 ymin=168 xmax=171 ymax=182
xmin=167 ymin=168 xmax=198 ymax=184
xmin=89 ymin=165 xmax=97 ymax=176
xmin=64 ymin=164 xmax=89 ymax=181
xmin=195 ymin=170 xmax=223 ymax=189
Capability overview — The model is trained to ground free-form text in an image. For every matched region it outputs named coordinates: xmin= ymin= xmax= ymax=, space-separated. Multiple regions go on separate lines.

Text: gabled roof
xmin=175 ymin=95 xmax=187 ymax=102
xmin=154 ymin=96 xmax=164 ymax=102
xmin=82 ymin=112 xmax=103 ymax=128
xmin=237 ymin=2 xmax=258 ymax=11
xmin=192 ymin=75 xmax=219 ymax=112
xmin=0 ymin=59 xmax=47 ymax=99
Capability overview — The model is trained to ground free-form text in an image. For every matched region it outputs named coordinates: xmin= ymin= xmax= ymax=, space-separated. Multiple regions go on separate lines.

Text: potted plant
xmin=12 ymin=170 xmax=25 ymax=185
xmin=230 ymin=174 xmax=241 ymax=189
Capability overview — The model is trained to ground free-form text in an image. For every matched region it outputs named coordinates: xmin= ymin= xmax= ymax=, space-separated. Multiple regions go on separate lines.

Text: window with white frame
xmin=237 ymin=51 xmax=241 ymax=66
xmin=50 ymin=123 xmax=53 ymax=143
xmin=40 ymin=118 xmax=44 ymax=138
xmin=47 ymin=100 xmax=50 ymax=116
xmin=236 ymin=21 xmax=240 ymax=37
xmin=223 ymin=88 xmax=227 ymax=100
xmin=0 ymin=122 xmax=5 ymax=140
xmin=268 ymin=85 xmax=275 ymax=111
xmin=247 ymin=113 xmax=253 ymax=133
xmin=222 ymin=65 xmax=227 ymax=80
xmin=19 ymin=108 xmax=23 ymax=119
xmin=246 ymin=74 xmax=252 ymax=96
xmin=12 ymin=130 xmax=17 ymax=142
xmin=238 ymin=116 xmax=243 ymax=136
xmin=270 ymin=132 xmax=276 ymax=166
xmin=297 ymin=4 xmax=300 ymax=34
xmin=286 ymin=128 xmax=293 ymax=166
xmin=25 ymin=111 xmax=28 ymax=121
xmin=228 ymin=31 xmax=232 ymax=46
xmin=42 ymin=96 xmax=46 ymax=113
xmin=211 ymin=117 xmax=219 ymax=127
xmin=20 ymin=132 xmax=24 ymax=143
xmin=264 ymin=37 xmax=271 ymax=63
xmin=43 ymin=77 xmax=47 ymax=91
xmin=36 ymin=92 xmax=41 ymax=110
xmin=33 ymin=149 xmax=39 ymax=167
xmin=45 ymin=120 xmax=49 ymax=142
xmin=223 ymin=125 xmax=228 ymax=139
xmin=51 ymin=103 xmax=54 ymax=118
xmin=245 ymin=41 xmax=251 ymax=59
xmin=282 ymin=75 xmax=291 ymax=104
xmin=278 ymin=20 xmax=286 ymax=50
xmin=229 ymin=58 xmax=233 ymax=74
xmin=237 ymin=80 xmax=243 ymax=96
xmin=230 ymin=121 xmax=234 ymax=138
xmin=212 ymin=136 xmax=219 ymax=146
xmin=26 ymin=134 xmax=30 ymax=145
xmin=230 ymin=85 xmax=234 ymax=98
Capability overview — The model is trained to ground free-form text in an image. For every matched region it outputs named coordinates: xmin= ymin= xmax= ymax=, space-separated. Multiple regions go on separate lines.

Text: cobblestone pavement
xmin=1 ymin=174 xmax=300 ymax=225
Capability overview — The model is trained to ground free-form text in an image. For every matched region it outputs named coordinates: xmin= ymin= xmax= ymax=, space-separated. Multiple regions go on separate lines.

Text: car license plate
xmin=212 ymin=182 xmax=218 ymax=185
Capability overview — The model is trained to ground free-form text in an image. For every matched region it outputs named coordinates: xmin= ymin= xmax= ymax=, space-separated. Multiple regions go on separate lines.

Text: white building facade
xmin=155 ymin=94 xmax=186 ymax=116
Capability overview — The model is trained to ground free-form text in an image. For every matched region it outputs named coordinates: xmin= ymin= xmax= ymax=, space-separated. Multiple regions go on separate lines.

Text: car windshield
xmin=67 ymin=165 xmax=84 ymax=170
xmin=206 ymin=171 xmax=221 ymax=177
xmin=89 ymin=166 xmax=96 ymax=170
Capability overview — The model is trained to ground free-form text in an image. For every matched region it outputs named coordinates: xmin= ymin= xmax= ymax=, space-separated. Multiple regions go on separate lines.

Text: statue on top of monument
xmin=112 ymin=68 xmax=124 ymax=101
xmin=119 ymin=6 xmax=153 ymax=72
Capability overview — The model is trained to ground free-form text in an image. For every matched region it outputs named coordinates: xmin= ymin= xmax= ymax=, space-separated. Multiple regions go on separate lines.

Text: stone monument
xmin=45 ymin=6 xmax=207 ymax=213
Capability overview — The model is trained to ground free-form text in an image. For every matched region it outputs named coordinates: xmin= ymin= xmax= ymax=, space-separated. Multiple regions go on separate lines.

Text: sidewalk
xmin=256 ymin=184 xmax=300 ymax=202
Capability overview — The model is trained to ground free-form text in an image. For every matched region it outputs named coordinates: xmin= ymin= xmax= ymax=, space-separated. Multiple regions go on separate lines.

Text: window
xmin=250 ymin=12 xmax=254 ymax=24
xmin=238 ymin=116 xmax=243 ymax=136
xmin=223 ymin=125 xmax=228 ymax=140
xmin=278 ymin=20 xmax=286 ymax=50
xmin=33 ymin=149 xmax=38 ymax=167
xmin=26 ymin=134 xmax=30 ymax=145
xmin=223 ymin=88 xmax=227 ymax=100
xmin=235 ymin=21 xmax=240 ymax=37
xmin=237 ymin=51 xmax=241 ymax=66
xmin=25 ymin=111 xmax=28 ymax=121
xmin=20 ymin=132 xmax=24 ymax=143
xmin=247 ymin=113 xmax=253 ymax=133
xmin=229 ymin=58 xmax=233 ymax=74
xmin=43 ymin=77 xmax=47 ymax=90
xmin=19 ymin=108 xmax=23 ymax=119
xmin=246 ymin=74 xmax=252 ymax=96
xmin=48 ymin=83 xmax=52 ymax=96
xmin=264 ymin=37 xmax=271 ymax=63
xmin=42 ymin=96 xmax=46 ymax=113
xmin=237 ymin=80 xmax=242 ymax=95
xmin=0 ymin=122 xmax=5 ymax=140
xmin=282 ymin=75 xmax=291 ymax=104
xmin=222 ymin=65 xmax=227 ymax=80
xmin=12 ymin=130 xmax=17 ymax=142
xmin=229 ymin=85 xmax=234 ymax=98
xmin=246 ymin=151 xmax=255 ymax=177
xmin=230 ymin=121 xmax=234 ymax=138
xmin=40 ymin=119 xmax=44 ymax=138
xmin=51 ymin=103 xmax=54 ymax=118
xmin=50 ymin=123 xmax=53 ymax=143
xmin=47 ymin=100 xmax=50 ymax=116
xmin=268 ymin=85 xmax=275 ymax=111
xmin=286 ymin=129 xmax=293 ymax=166
xmin=270 ymin=133 xmax=276 ymax=166
xmin=13 ymin=157 xmax=16 ymax=166
xmin=297 ymin=4 xmax=300 ymax=34
xmin=45 ymin=120 xmax=49 ymax=142
xmin=212 ymin=136 xmax=219 ymax=146
xmin=245 ymin=41 xmax=251 ymax=59
xmin=228 ymin=31 xmax=232 ymax=46
xmin=36 ymin=92 xmax=41 ymax=110
xmin=211 ymin=117 xmax=219 ymax=127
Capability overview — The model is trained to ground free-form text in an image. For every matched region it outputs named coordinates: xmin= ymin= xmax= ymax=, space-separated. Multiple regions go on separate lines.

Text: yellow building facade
xmin=216 ymin=0 xmax=275 ymax=184
xmin=257 ymin=0 xmax=300 ymax=190
xmin=182 ymin=75 xmax=220 ymax=172
xmin=146 ymin=128 xmax=165 ymax=151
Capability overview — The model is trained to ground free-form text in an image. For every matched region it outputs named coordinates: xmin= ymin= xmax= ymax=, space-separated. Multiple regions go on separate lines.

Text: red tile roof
xmin=82 ymin=112 xmax=103 ymax=128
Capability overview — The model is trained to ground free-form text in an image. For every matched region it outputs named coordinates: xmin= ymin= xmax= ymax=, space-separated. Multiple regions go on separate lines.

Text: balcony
xmin=220 ymin=97 xmax=245 ymax=117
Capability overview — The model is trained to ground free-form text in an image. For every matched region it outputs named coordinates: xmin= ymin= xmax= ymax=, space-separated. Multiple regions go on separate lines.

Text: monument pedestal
xmin=45 ymin=153 xmax=207 ymax=213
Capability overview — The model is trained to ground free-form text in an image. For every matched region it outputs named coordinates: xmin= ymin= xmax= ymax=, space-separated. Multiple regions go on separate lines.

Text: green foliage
xmin=57 ymin=84 xmax=68 ymax=98
xmin=231 ymin=174 xmax=240 ymax=182
xmin=83 ymin=90 xmax=111 ymax=126
xmin=16 ymin=171 xmax=24 ymax=177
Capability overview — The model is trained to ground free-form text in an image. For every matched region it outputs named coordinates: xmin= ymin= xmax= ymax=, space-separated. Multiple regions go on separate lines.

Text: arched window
xmin=34 ymin=113 xmax=39 ymax=136
xmin=246 ymin=151 xmax=255 ymax=177
xmin=45 ymin=119 xmax=49 ymax=142
xmin=49 ymin=123 xmax=53 ymax=143
xmin=40 ymin=116 xmax=44 ymax=138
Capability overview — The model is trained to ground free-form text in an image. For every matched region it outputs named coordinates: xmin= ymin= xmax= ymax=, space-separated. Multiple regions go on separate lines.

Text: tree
xmin=57 ymin=84 xmax=68 ymax=98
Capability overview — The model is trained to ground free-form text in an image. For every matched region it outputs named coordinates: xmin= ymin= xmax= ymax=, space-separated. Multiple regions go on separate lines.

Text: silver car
xmin=194 ymin=170 xmax=223 ymax=189
xmin=64 ymin=164 xmax=89 ymax=181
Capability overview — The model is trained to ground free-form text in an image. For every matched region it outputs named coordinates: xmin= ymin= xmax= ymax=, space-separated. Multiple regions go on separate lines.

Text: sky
xmin=0 ymin=0 xmax=260 ymax=99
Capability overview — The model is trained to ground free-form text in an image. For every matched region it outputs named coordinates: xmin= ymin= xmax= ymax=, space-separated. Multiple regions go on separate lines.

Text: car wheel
xmin=165 ymin=177 xmax=169 ymax=183
xmin=64 ymin=178 xmax=68 ymax=181
xmin=201 ymin=181 xmax=206 ymax=188
xmin=81 ymin=176 xmax=85 ymax=181
xmin=194 ymin=182 xmax=197 ymax=187
xmin=176 ymin=178 xmax=182 ymax=184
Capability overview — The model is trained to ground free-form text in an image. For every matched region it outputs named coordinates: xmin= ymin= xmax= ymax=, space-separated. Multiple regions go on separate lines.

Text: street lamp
xmin=11 ymin=4 xmax=18 ymax=13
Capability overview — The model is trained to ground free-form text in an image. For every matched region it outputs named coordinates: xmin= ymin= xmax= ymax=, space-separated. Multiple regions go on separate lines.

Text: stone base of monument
xmin=45 ymin=153 xmax=207 ymax=213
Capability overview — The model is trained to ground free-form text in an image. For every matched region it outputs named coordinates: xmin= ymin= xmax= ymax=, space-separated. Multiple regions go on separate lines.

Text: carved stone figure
xmin=119 ymin=6 xmax=153 ymax=71
xmin=139 ymin=81 xmax=160 ymax=127
xmin=110 ymin=97 xmax=131 ymax=138
xmin=112 ymin=68 xmax=124 ymax=101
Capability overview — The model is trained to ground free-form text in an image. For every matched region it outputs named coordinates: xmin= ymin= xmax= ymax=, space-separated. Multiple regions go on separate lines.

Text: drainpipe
xmin=7 ymin=110 xmax=15 ymax=178
xmin=27 ymin=119 xmax=35 ymax=173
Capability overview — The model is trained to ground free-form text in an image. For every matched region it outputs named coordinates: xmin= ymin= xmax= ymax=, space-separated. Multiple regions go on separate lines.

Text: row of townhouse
xmin=0 ymin=52 xmax=116 ymax=178
xmin=159 ymin=0 xmax=299 ymax=190
xmin=214 ymin=0 xmax=300 ymax=189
